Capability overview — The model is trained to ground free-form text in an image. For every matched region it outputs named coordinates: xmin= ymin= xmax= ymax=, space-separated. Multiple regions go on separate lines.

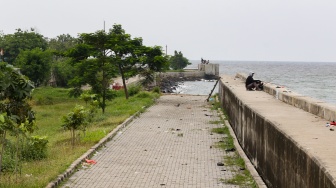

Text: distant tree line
xmin=0 ymin=26 xmax=191 ymax=89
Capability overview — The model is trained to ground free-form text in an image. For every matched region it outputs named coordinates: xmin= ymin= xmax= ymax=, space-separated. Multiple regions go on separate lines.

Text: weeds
xmin=209 ymin=95 xmax=257 ymax=187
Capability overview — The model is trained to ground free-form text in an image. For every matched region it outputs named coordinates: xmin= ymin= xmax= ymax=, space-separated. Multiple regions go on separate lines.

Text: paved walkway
xmin=62 ymin=95 xmax=243 ymax=188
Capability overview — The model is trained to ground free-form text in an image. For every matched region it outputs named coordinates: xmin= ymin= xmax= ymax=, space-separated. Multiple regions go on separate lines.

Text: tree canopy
xmin=67 ymin=30 xmax=118 ymax=113
xmin=0 ymin=28 xmax=48 ymax=64
xmin=169 ymin=50 xmax=191 ymax=70
xmin=14 ymin=48 xmax=52 ymax=86
xmin=67 ymin=24 xmax=169 ymax=113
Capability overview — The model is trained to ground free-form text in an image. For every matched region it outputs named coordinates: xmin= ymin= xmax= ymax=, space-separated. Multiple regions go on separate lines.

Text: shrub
xmin=1 ymin=140 xmax=16 ymax=172
xmin=152 ymin=86 xmax=161 ymax=94
xmin=136 ymin=92 xmax=151 ymax=98
xmin=128 ymin=85 xmax=142 ymax=96
xmin=21 ymin=136 xmax=48 ymax=161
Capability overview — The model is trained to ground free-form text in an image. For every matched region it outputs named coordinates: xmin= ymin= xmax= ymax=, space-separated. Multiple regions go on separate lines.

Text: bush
xmin=152 ymin=86 xmax=161 ymax=94
xmin=136 ymin=92 xmax=151 ymax=98
xmin=21 ymin=136 xmax=48 ymax=161
xmin=1 ymin=140 xmax=16 ymax=172
xmin=128 ymin=85 xmax=142 ymax=96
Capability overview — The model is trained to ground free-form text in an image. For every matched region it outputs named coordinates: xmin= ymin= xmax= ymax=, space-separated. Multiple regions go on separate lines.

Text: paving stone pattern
xmin=63 ymin=95 xmax=240 ymax=188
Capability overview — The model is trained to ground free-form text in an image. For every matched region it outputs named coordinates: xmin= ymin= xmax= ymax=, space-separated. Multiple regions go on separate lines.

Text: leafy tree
xmin=62 ymin=105 xmax=87 ymax=147
xmin=104 ymin=25 xmax=168 ymax=99
xmin=67 ymin=31 xmax=118 ymax=113
xmin=0 ymin=62 xmax=36 ymax=175
xmin=107 ymin=24 xmax=144 ymax=99
xmin=169 ymin=50 xmax=191 ymax=70
xmin=67 ymin=24 xmax=169 ymax=108
xmin=138 ymin=46 xmax=169 ymax=87
xmin=0 ymin=28 xmax=48 ymax=64
xmin=48 ymin=34 xmax=78 ymax=87
xmin=48 ymin=34 xmax=78 ymax=53
xmin=51 ymin=58 xmax=75 ymax=87
xmin=14 ymin=48 xmax=52 ymax=86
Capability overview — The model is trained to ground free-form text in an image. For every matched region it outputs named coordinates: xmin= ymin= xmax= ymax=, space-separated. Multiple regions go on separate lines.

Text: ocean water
xmin=180 ymin=60 xmax=336 ymax=106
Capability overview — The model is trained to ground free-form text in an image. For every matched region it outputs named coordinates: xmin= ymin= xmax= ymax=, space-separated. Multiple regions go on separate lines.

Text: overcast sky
xmin=1 ymin=0 xmax=336 ymax=62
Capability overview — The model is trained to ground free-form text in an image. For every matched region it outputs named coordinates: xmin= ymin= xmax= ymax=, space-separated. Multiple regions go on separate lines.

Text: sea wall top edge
xmin=232 ymin=73 xmax=336 ymax=121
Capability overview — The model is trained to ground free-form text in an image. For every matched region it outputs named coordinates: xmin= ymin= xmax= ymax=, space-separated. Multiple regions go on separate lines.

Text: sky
xmin=1 ymin=0 xmax=336 ymax=62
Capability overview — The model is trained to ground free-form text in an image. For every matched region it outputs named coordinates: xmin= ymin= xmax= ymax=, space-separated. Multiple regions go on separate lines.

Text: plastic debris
xmin=85 ymin=159 xmax=97 ymax=164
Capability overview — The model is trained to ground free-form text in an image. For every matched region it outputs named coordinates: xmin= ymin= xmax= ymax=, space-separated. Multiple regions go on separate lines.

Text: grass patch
xmin=211 ymin=127 xmax=226 ymax=134
xmin=0 ymin=87 xmax=159 ymax=188
xmin=209 ymin=97 xmax=257 ymax=188
xmin=209 ymin=120 xmax=221 ymax=124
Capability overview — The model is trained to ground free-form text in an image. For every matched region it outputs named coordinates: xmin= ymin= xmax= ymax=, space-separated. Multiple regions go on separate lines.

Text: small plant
xmin=152 ymin=86 xmax=161 ymax=94
xmin=62 ymin=105 xmax=88 ymax=147
xmin=211 ymin=127 xmax=226 ymax=134
xmin=21 ymin=135 xmax=48 ymax=161
xmin=136 ymin=92 xmax=151 ymax=98
xmin=0 ymin=140 xmax=16 ymax=173
xmin=128 ymin=84 xmax=142 ymax=96
xmin=209 ymin=120 xmax=221 ymax=124
xmin=177 ymin=133 xmax=183 ymax=137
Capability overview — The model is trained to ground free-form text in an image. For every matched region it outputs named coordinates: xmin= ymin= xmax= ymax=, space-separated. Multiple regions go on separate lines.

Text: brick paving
xmin=62 ymin=95 xmax=241 ymax=188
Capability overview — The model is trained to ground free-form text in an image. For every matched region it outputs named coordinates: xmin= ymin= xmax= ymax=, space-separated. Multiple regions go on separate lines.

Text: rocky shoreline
xmin=158 ymin=76 xmax=217 ymax=93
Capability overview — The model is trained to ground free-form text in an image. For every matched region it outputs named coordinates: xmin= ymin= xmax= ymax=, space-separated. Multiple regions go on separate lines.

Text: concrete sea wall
xmin=218 ymin=74 xmax=336 ymax=188
xmin=235 ymin=73 xmax=336 ymax=121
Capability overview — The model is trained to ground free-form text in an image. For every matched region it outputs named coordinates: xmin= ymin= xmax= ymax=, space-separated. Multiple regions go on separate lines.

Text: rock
xmin=217 ymin=162 xmax=224 ymax=166
xmin=225 ymin=148 xmax=236 ymax=152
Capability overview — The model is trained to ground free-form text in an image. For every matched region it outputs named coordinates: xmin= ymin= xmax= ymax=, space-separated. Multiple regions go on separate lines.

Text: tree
xmin=67 ymin=24 xmax=169 ymax=110
xmin=0 ymin=62 xmax=36 ymax=175
xmin=106 ymin=25 xmax=169 ymax=99
xmin=51 ymin=58 xmax=75 ymax=87
xmin=14 ymin=48 xmax=52 ymax=86
xmin=62 ymin=105 xmax=87 ymax=147
xmin=107 ymin=24 xmax=144 ymax=99
xmin=48 ymin=34 xmax=78 ymax=87
xmin=67 ymin=31 xmax=118 ymax=113
xmin=48 ymin=34 xmax=78 ymax=53
xmin=0 ymin=28 xmax=48 ymax=64
xmin=138 ymin=46 xmax=169 ymax=86
xmin=169 ymin=50 xmax=191 ymax=70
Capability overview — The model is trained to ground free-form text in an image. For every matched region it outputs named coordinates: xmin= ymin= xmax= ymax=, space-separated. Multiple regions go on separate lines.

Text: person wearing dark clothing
xmin=246 ymin=72 xmax=262 ymax=90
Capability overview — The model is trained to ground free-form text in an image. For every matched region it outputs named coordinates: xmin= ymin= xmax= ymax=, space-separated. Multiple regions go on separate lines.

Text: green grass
xmin=0 ymin=87 xmax=160 ymax=188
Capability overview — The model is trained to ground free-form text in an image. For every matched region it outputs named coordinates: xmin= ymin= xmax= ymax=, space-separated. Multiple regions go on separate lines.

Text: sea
xmin=177 ymin=60 xmax=336 ymax=106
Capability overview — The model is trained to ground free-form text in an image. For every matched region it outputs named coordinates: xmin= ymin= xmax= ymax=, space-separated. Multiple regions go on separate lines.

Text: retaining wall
xmin=218 ymin=74 xmax=336 ymax=188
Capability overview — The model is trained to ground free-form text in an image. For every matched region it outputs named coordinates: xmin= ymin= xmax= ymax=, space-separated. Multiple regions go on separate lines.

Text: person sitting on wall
xmin=245 ymin=72 xmax=263 ymax=91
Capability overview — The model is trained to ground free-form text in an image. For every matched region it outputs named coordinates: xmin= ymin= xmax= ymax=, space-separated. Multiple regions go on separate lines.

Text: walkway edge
xmin=45 ymin=111 xmax=141 ymax=188
xmin=224 ymin=119 xmax=267 ymax=188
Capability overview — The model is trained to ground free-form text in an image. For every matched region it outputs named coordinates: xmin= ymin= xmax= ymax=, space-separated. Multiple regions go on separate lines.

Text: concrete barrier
xmin=157 ymin=64 xmax=219 ymax=80
xmin=236 ymin=73 xmax=336 ymax=121
xmin=218 ymin=74 xmax=336 ymax=188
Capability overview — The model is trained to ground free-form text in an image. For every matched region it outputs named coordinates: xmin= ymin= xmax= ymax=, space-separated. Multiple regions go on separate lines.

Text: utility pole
xmin=165 ymin=45 xmax=167 ymax=56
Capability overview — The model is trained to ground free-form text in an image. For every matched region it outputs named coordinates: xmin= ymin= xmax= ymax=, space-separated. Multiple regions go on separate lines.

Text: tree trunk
xmin=72 ymin=128 xmax=75 ymax=148
xmin=101 ymin=56 xmax=106 ymax=113
xmin=0 ymin=131 xmax=6 ymax=176
xmin=118 ymin=63 xmax=129 ymax=99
